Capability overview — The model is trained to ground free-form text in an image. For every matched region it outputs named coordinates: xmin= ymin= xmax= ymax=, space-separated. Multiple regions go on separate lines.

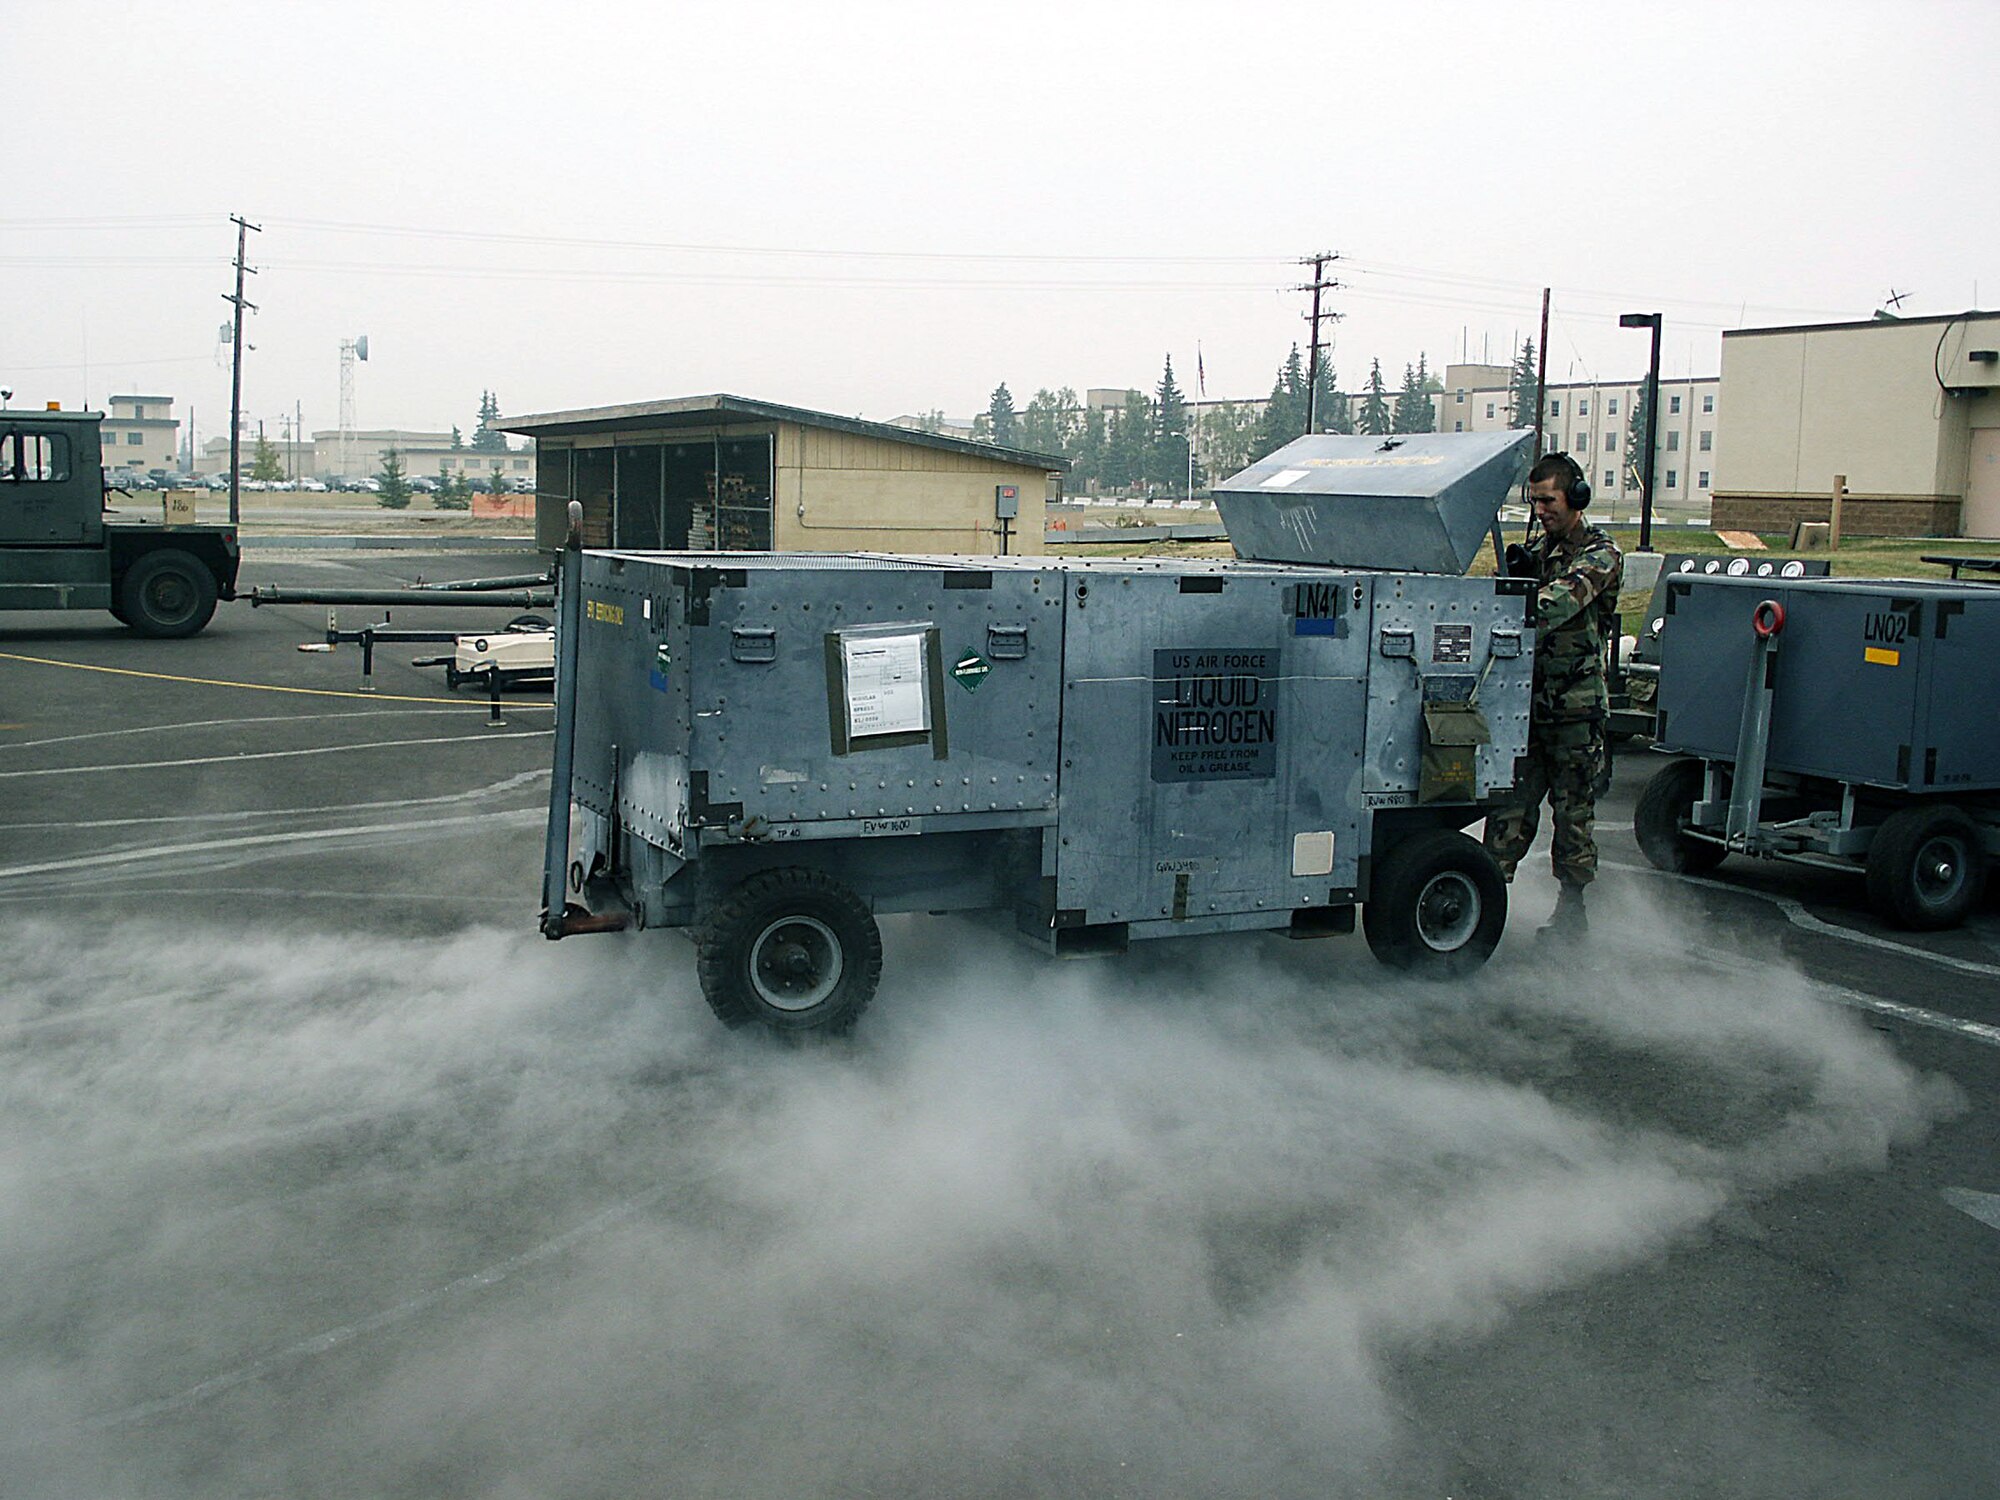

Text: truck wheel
xmin=1865 ymin=805 xmax=1986 ymax=930
xmin=695 ymin=868 xmax=882 ymax=1033
xmin=1635 ymin=758 xmax=1727 ymax=874
xmin=1363 ymin=830 xmax=1507 ymax=978
xmin=120 ymin=550 xmax=218 ymax=638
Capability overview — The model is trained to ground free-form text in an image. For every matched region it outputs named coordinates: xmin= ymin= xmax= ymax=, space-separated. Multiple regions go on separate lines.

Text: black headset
xmin=1548 ymin=451 xmax=1591 ymax=509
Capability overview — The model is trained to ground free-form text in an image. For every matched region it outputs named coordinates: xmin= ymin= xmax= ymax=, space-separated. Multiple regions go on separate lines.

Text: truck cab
xmin=0 ymin=407 xmax=239 ymax=635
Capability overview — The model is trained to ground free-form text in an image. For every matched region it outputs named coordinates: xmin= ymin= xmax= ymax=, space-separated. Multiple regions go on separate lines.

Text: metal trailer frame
xmin=1636 ymin=574 xmax=2000 ymax=929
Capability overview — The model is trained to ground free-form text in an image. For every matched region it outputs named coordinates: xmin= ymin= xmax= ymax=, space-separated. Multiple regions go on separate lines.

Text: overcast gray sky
xmin=8 ymin=0 xmax=1993 ymax=444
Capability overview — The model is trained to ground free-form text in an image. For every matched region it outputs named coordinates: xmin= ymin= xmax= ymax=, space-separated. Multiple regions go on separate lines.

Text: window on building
xmin=1666 ymin=470 xmax=1678 ymax=488
xmin=128 ymin=432 xmax=143 ymax=445
xmin=1702 ymin=393 xmax=1714 ymax=413
xmin=1578 ymin=399 xmax=1589 ymax=416
xmin=1605 ymin=433 xmax=1617 ymax=452
xmin=1549 ymin=399 xmax=1561 ymax=417
xmin=1699 ymin=430 xmax=1712 ymax=452
xmin=131 ymin=405 xmax=145 ymax=420
xmin=1575 ymin=432 xmax=1587 ymax=451
xmin=1454 ymin=391 xmax=1465 ymax=404
xmin=1698 ymin=470 xmax=1710 ymax=488
xmin=1485 ymin=402 xmax=1495 ymax=419
xmin=513 ymin=459 xmax=528 ymax=470
xmin=1669 ymin=394 xmax=1682 ymax=414
xmin=1603 ymin=469 xmax=1615 ymax=490
xmin=1608 ymin=397 xmax=1619 ymax=415
xmin=1453 ymin=420 xmax=1463 ymax=432
xmin=2 ymin=430 xmax=70 ymax=482
xmin=1666 ymin=430 xmax=1680 ymax=452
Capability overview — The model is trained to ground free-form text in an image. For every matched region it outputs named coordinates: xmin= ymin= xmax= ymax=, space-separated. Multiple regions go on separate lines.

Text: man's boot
xmin=1536 ymin=881 xmax=1588 ymax=941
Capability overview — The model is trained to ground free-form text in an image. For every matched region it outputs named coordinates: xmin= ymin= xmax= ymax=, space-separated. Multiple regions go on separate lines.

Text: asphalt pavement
xmin=1 ymin=550 xmax=1995 ymax=1498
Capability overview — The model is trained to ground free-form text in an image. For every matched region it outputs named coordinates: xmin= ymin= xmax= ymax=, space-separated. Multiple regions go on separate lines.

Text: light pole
xmin=1619 ymin=312 xmax=1663 ymax=552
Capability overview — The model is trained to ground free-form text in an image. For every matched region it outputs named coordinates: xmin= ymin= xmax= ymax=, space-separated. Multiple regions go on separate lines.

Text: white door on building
xmin=1966 ymin=428 xmax=2000 ymax=539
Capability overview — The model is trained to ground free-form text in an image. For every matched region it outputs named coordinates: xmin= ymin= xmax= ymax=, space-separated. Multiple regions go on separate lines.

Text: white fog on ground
xmin=0 ymin=874 xmax=1955 ymax=1497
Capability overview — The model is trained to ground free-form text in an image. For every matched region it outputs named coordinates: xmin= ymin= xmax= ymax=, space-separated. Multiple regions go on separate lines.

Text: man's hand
xmin=1503 ymin=542 xmax=1535 ymax=579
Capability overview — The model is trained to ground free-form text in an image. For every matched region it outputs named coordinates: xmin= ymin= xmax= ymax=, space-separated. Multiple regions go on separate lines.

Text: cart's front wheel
xmin=1363 ymin=830 xmax=1507 ymax=978
xmin=1865 ymin=805 xmax=1987 ymax=930
xmin=695 ymin=868 xmax=882 ymax=1033
xmin=1635 ymin=757 xmax=1728 ymax=875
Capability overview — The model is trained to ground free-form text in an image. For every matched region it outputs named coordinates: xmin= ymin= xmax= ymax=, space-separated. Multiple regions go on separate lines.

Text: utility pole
xmin=222 ymin=214 xmax=261 ymax=526
xmin=1533 ymin=287 xmax=1550 ymax=456
xmin=1619 ymin=311 xmax=1664 ymax=552
xmin=1295 ymin=252 xmax=1343 ymax=434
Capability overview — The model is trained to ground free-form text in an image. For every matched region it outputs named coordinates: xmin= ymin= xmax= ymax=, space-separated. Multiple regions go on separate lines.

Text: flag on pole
xmin=1197 ymin=343 xmax=1206 ymax=398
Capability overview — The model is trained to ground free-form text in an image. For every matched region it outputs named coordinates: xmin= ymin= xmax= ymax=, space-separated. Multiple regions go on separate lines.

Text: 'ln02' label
xmin=1152 ymin=648 xmax=1277 ymax=783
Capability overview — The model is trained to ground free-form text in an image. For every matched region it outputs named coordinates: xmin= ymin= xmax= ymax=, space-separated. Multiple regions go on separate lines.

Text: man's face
xmin=1530 ymin=475 xmax=1581 ymax=535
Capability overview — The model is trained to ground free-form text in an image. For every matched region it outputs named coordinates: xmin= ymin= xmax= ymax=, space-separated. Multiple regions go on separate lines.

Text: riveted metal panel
xmin=1051 ymin=566 xmax=1374 ymax=925
xmin=1360 ymin=574 xmax=1536 ymax=831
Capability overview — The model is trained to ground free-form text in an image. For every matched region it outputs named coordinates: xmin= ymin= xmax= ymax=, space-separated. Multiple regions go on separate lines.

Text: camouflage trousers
xmin=1483 ymin=722 xmax=1608 ymax=886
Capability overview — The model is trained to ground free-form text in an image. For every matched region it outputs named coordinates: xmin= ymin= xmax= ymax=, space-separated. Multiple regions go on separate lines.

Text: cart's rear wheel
xmin=695 ymin=868 xmax=882 ymax=1033
xmin=1363 ymin=830 xmax=1507 ymax=978
xmin=1635 ymin=757 xmax=1728 ymax=875
xmin=1865 ymin=805 xmax=1986 ymax=931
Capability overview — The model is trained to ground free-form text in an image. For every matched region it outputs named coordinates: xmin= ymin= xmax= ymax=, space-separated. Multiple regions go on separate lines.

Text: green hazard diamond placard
xmin=951 ymin=653 xmax=992 ymax=692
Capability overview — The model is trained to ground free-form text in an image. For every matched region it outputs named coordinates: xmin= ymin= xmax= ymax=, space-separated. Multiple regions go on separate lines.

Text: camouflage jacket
xmin=1528 ymin=520 xmax=1623 ymax=725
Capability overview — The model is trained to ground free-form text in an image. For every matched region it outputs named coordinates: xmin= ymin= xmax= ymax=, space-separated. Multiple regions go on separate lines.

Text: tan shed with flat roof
xmin=502 ymin=394 xmax=1067 ymax=555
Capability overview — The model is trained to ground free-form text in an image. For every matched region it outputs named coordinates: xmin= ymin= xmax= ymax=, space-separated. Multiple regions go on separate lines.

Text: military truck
xmin=0 ymin=406 xmax=239 ymax=636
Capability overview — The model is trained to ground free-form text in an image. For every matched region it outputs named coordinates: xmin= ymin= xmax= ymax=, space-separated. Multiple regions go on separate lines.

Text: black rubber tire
xmin=119 ymin=549 xmax=218 ymax=638
xmin=694 ymin=868 xmax=882 ymax=1033
xmin=1362 ymin=830 xmax=1508 ymax=978
xmin=1635 ymin=757 xmax=1728 ymax=875
xmin=1865 ymin=804 xmax=1987 ymax=931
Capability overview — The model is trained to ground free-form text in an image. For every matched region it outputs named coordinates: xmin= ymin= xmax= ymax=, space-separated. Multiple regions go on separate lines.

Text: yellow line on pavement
xmin=0 ymin=650 xmax=527 ymax=707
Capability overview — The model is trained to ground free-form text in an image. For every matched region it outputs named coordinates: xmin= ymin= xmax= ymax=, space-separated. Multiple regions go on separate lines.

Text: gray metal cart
xmin=1637 ymin=573 xmax=2000 ymax=928
xmin=538 ymin=431 xmax=1537 ymax=1032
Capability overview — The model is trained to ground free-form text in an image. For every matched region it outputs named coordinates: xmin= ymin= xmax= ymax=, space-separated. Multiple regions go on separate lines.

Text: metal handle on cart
xmin=1752 ymin=599 xmax=1786 ymax=639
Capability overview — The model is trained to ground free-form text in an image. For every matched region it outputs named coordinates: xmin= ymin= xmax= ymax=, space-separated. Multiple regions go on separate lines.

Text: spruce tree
xmin=1393 ymin=363 xmax=1429 ymax=434
xmin=985 ymin=383 xmax=1018 ymax=446
xmin=1358 ymin=359 xmax=1392 ymax=436
xmin=1152 ymin=356 xmax=1191 ymax=489
xmin=1509 ymin=339 xmax=1539 ymax=429
xmin=1625 ymin=383 xmax=1654 ymax=492
xmin=1254 ymin=344 xmax=1309 ymax=456
xmin=376 ymin=447 xmax=412 ymax=509
xmin=472 ymin=391 xmax=507 ymax=453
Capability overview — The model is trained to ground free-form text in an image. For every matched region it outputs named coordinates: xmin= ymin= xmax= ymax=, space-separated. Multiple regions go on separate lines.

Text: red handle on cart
xmin=1752 ymin=599 xmax=1786 ymax=639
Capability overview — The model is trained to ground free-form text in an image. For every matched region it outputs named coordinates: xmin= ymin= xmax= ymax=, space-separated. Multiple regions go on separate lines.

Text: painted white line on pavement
xmin=0 ymin=808 xmax=543 ymax=881
xmin=1942 ymin=1188 xmax=2000 ymax=1232
xmin=0 ymin=730 xmax=549 ymax=779
xmin=0 ymin=768 xmax=549 ymax=831
xmin=75 ymin=1178 xmax=681 ymax=1432
xmin=1603 ymin=855 xmax=2000 ymax=982
xmin=0 ymin=708 xmax=499 ymax=753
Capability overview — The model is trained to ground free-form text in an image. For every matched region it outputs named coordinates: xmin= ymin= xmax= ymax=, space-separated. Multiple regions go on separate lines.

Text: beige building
xmin=200 ymin=429 xmax=536 ymax=485
xmin=1432 ymin=363 xmax=1721 ymax=518
xmin=503 ymin=394 xmax=1067 ymax=554
xmin=101 ymin=394 xmax=180 ymax=473
xmin=1712 ymin=311 xmax=2000 ymax=537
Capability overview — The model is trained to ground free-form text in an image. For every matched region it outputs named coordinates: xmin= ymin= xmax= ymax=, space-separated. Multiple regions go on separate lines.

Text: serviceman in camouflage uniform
xmin=1484 ymin=452 xmax=1624 ymax=937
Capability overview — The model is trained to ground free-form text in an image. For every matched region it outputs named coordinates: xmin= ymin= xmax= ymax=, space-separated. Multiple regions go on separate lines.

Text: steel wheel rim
xmin=1913 ymin=834 xmax=1968 ymax=908
xmin=749 ymin=914 xmax=843 ymax=1011
xmin=146 ymin=571 xmax=194 ymax=622
xmin=1415 ymin=871 xmax=1481 ymax=951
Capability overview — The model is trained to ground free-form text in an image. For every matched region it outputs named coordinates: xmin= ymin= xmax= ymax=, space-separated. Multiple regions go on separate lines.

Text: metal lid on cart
xmin=1212 ymin=430 xmax=1533 ymax=573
